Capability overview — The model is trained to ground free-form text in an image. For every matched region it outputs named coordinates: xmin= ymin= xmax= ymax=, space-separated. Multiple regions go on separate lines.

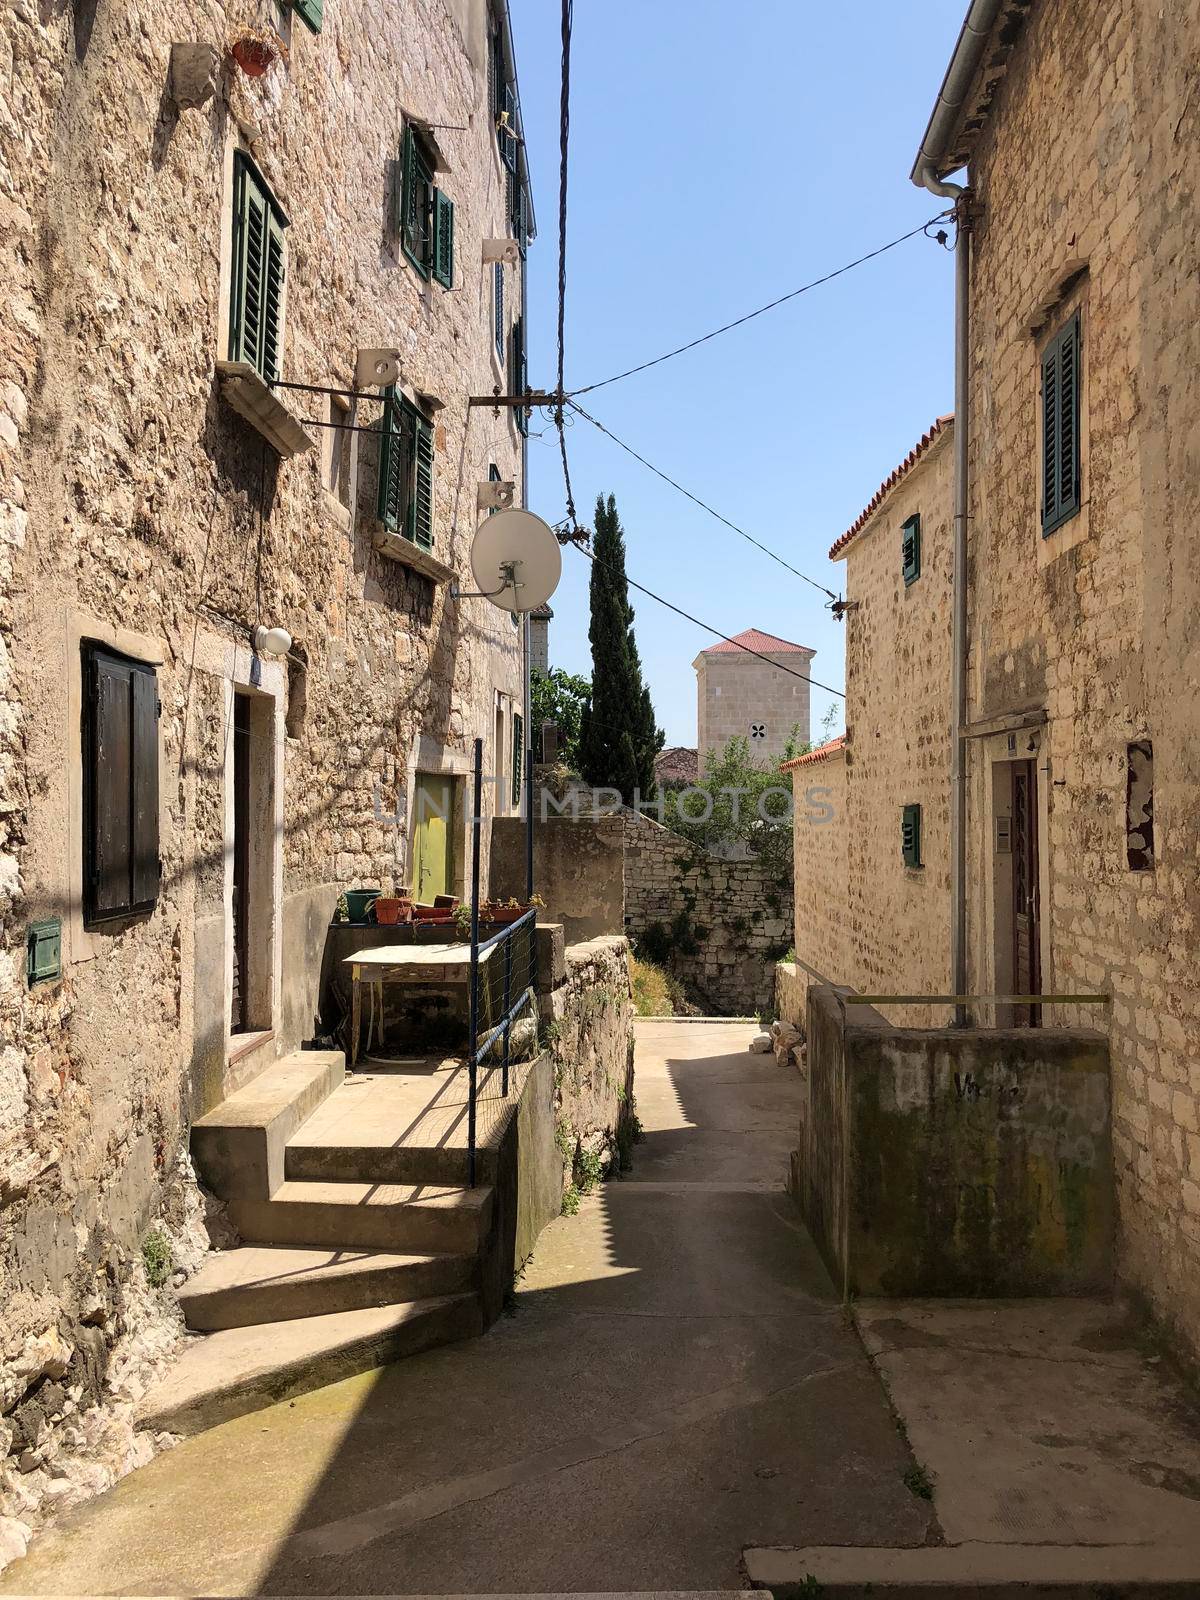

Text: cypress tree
xmin=578 ymin=493 xmax=664 ymax=803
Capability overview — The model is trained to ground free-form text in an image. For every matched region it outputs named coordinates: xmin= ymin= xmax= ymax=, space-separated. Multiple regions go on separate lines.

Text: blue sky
xmin=510 ymin=0 xmax=965 ymax=747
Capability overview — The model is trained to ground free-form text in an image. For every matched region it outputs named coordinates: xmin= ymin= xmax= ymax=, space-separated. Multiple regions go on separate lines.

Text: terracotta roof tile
xmin=780 ymin=734 xmax=846 ymax=772
xmin=701 ymin=627 xmax=814 ymax=657
xmin=829 ymin=416 xmax=953 ymax=561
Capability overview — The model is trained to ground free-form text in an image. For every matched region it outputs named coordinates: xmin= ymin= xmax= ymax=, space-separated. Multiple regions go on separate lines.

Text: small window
xmin=1041 ymin=312 xmax=1082 ymax=535
xmin=400 ymin=123 xmax=453 ymax=283
xmin=291 ymin=0 xmax=322 ymax=31
xmin=901 ymin=512 xmax=921 ymax=585
xmin=901 ymin=803 xmax=922 ymax=869
xmin=493 ymin=261 xmax=505 ymax=359
xmin=82 ymin=644 xmax=160 ymax=924
xmin=509 ymin=315 xmax=527 ymax=435
xmin=1126 ymin=740 xmax=1154 ymax=871
xmin=229 ymin=154 xmax=287 ymax=383
xmin=511 ymin=711 xmax=524 ymax=808
xmin=377 ymin=389 xmax=434 ymax=549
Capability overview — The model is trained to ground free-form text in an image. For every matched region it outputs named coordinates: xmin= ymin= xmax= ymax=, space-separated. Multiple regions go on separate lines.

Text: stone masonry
xmin=694 ymin=628 xmax=814 ymax=766
xmin=0 ymin=0 xmax=532 ymax=1539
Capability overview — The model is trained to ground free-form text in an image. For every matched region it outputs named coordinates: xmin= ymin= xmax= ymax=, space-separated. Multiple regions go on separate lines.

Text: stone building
xmin=783 ymin=418 xmax=954 ymax=1030
xmin=693 ymin=628 xmax=813 ymax=765
xmin=1 ymin=0 xmax=533 ymax=1441
xmin=910 ymin=0 xmax=1200 ymax=1362
xmin=528 ymin=602 xmax=552 ymax=675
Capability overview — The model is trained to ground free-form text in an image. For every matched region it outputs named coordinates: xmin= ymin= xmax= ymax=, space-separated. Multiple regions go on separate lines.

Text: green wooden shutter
xmin=84 ymin=645 xmax=160 ymax=922
xmin=512 ymin=712 xmax=524 ymax=808
xmin=230 ymin=156 xmax=286 ymax=382
xmin=1042 ymin=314 xmax=1081 ymax=535
xmin=494 ymin=262 xmax=505 ymax=358
xmin=902 ymin=803 xmax=922 ymax=869
xmin=501 ymin=84 xmax=518 ymax=171
xmin=412 ymin=414 xmax=434 ymax=548
xmin=432 ymin=190 xmax=454 ymax=289
xmin=901 ymin=513 xmax=921 ymax=585
xmin=261 ymin=207 xmax=286 ymax=382
xmin=510 ymin=316 xmax=528 ymax=437
xmin=377 ymin=389 xmax=405 ymax=532
xmin=292 ymin=0 xmax=322 ymax=31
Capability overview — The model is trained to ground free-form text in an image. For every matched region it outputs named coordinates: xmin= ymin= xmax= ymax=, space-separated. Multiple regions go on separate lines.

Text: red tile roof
xmin=654 ymin=746 xmax=699 ymax=785
xmin=828 ymin=415 xmax=954 ymax=561
xmin=701 ymin=627 xmax=814 ymax=657
xmin=780 ymin=734 xmax=846 ymax=772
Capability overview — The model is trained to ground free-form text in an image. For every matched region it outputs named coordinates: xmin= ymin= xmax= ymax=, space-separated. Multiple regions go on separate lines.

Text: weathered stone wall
xmin=696 ymin=647 xmax=812 ymax=765
xmin=786 ymin=743 xmax=849 ymax=1023
xmin=963 ymin=0 xmax=1200 ymax=1359
xmin=541 ymin=936 xmax=636 ymax=1190
xmin=623 ymin=810 xmax=792 ymax=1016
xmin=0 ymin=0 xmax=527 ymax=1512
xmin=491 ymin=813 xmax=625 ymax=943
xmin=793 ymin=986 xmax=1114 ymax=1298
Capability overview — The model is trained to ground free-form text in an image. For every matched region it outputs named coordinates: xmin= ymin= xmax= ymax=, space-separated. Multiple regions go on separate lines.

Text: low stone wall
xmin=623 ymin=813 xmax=792 ymax=1016
xmin=491 ymin=815 xmax=624 ymax=944
xmin=541 ymin=935 xmax=636 ymax=1193
xmin=793 ymin=986 xmax=1115 ymax=1297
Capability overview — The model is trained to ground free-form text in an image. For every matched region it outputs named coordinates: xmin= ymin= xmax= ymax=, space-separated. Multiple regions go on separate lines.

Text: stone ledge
xmin=215 ymin=361 xmax=313 ymax=458
xmin=371 ymin=523 xmax=454 ymax=584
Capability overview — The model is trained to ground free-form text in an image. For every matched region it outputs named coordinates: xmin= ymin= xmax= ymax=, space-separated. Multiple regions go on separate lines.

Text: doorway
xmin=412 ymin=772 xmax=456 ymax=902
xmin=230 ymin=689 xmax=274 ymax=1037
xmin=1010 ymin=758 xmax=1042 ymax=1027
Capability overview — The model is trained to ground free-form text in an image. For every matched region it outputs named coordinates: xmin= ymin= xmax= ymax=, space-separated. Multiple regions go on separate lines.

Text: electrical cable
xmin=567 ymin=213 xmax=954 ymax=398
xmin=567 ymin=399 xmax=840 ymax=601
xmin=567 ymin=537 xmax=845 ymax=699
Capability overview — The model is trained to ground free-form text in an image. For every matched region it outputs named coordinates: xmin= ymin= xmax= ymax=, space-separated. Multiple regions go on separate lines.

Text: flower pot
xmin=231 ymin=36 xmax=276 ymax=77
xmin=373 ymin=897 xmax=412 ymax=926
xmin=412 ymin=905 xmax=454 ymax=923
xmin=343 ymin=887 xmax=381 ymax=923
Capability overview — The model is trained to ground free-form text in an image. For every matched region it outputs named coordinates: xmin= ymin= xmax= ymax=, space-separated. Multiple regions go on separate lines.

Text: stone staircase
xmin=141 ymin=1048 xmax=531 ymax=1437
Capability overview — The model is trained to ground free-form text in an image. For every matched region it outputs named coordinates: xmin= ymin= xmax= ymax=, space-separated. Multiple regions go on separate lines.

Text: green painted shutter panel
xmin=293 ymin=0 xmax=322 ymax=30
xmin=432 ymin=189 xmax=454 ymax=289
xmin=1041 ymin=340 xmax=1060 ymax=529
xmin=511 ymin=316 xmax=528 ymax=437
xmin=413 ymin=414 xmax=435 ymax=548
xmin=1042 ymin=314 xmax=1081 ymax=535
xmin=131 ymin=666 xmax=160 ymax=907
xmin=494 ymin=262 xmax=504 ymax=357
xmin=501 ymin=84 xmax=518 ymax=171
xmin=901 ymin=803 xmax=922 ymax=869
xmin=512 ymin=713 xmax=524 ymax=808
xmin=901 ymin=513 xmax=921 ymax=585
xmin=377 ymin=391 xmax=405 ymax=532
xmin=261 ymin=208 xmax=286 ymax=382
xmin=231 ymin=161 xmax=268 ymax=369
xmin=84 ymin=646 xmax=159 ymax=921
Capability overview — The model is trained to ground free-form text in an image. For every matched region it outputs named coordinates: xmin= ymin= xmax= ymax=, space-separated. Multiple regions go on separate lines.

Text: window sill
xmin=227 ymin=1027 xmax=274 ymax=1066
xmin=216 ymin=361 xmax=314 ymax=458
xmin=371 ymin=524 xmax=453 ymax=584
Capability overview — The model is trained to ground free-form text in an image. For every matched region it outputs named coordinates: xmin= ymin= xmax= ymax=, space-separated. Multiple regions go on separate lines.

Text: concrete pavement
xmin=1 ymin=1018 xmax=931 ymax=1595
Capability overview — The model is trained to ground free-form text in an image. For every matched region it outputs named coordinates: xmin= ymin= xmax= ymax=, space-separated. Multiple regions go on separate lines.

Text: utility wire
xmin=553 ymin=0 xmax=578 ymax=531
xmin=568 ymin=213 xmax=953 ymax=398
xmin=568 ymin=400 xmax=839 ymax=602
xmin=567 ymin=537 xmax=845 ymax=700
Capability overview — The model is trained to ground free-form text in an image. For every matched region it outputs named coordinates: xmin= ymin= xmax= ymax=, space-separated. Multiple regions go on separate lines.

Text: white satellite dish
xmin=469 ymin=508 xmax=562 ymax=614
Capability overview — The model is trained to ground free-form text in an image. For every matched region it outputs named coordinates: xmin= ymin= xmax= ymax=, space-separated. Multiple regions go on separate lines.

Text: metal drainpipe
xmin=918 ymin=163 xmax=971 ymax=1026
xmin=520 ymin=243 xmax=534 ymax=896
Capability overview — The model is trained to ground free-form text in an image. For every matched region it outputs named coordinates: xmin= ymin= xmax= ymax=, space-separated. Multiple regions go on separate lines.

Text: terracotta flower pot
xmin=231 ymin=36 xmax=276 ymax=77
xmin=374 ymin=897 xmax=412 ymax=926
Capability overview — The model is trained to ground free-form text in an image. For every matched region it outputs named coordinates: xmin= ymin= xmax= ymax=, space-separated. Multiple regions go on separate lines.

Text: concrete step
xmin=191 ymin=1049 xmax=345 ymax=1204
xmin=284 ymin=1137 xmax=494 ymax=1188
xmin=139 ymin=1292 xmax=482 ymax=1437
xmin=229 ymin=1178 xmax=495 ymax=1255
xmin=178 ymin=1244 xmax=477 ymax=1331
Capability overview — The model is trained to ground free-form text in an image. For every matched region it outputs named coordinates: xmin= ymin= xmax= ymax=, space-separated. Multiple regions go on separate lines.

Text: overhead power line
xmin=568 ymin=538 xmax=846 ymax=700
xmin=568 ymin=213 xmax=953 ymax=398
xmin=567 ymin=400 xmax=840 ymax=602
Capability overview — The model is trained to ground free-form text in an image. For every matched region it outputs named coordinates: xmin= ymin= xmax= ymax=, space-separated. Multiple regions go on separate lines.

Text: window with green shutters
xmin=229 ymin=154 xmax=287 ymax=384
xmin=291 ymin=0 xmax=322 ymax=31
xmin=511 ymin=712 xmax=524 ymax=808
xmin=377 ymin=389 xmax=435 ymax=550
xmin=1041 ymin=312 xmax=1082 ymax=535
xmin=901 ymin=512 xmax=921 ymax=585
xmin=493 ymin=261 xmax=505 ymax=359
xmin=82 ymin=643 xmax=161 ymax=925
xmin=398 ymin=124 xmax=453 ymax=286
xmin=509 ymin=315 xmax=527 ymax=436
xmin=901 ymin=803 xmax=923 ymax=869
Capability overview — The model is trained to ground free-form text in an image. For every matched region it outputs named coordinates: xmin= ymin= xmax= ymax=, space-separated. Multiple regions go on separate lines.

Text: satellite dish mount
xmin=453 ymin=508 xmax=562 ymax=614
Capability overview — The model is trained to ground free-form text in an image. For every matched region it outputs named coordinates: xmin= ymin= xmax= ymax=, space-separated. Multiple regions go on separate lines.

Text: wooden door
xmin=412 ymin=773 xmax=454 ymax=902
xmin=1011 ymin=759 xmax=1042 ymax=1027
xmin=231 ymin=692 xmax=251 ymax=1032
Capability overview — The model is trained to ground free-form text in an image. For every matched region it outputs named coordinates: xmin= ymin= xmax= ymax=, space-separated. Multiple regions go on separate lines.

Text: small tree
xmin=530 ymin=667 xmax=591 ymax=771
xmin=664 ymin=736 xmax=794 ymax=882
xmin=578 ymin=493 xmax=664 ymax=802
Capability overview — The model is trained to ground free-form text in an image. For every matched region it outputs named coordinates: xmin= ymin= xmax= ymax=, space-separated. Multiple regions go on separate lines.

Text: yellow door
xmin=413 ymin=773 xmax=454 ymax=901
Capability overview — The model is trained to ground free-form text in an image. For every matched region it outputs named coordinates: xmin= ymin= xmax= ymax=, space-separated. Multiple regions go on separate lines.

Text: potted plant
xmin=482 ymin=894 xmax=544 ymax=926
xmin=374 ymin=895 xmax=412 ymax=926
xmin=341 ymin=887 xmax=381 ymax=923
xmin=230 ymin=25 xmax=285 ymax=78
xmin=412 ymin=900 xmax=456 ymax=923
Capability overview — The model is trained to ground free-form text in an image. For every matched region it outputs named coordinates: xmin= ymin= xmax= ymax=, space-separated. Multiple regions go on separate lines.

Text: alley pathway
xmin=2 ymin=1019 xmax=930 ymax=1595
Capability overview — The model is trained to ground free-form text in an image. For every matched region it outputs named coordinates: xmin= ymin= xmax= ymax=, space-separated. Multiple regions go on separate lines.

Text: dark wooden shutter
xmin=293 ymin=0 xmax=322 ymax=30
xmin=901 ymin=803 xmax=922 ymax=869
xmin=901 ymin=513 xmax=921 ymax=585
xmin=494 ymin=261 xmax=505 ymax=357
xmin=377 ymin=389 xmax=405 ymax=532
xmin=261 ymin=208 xmax=285 ymax=382
xmin=84 ymin=645 xmax=159 ymax=923
xmin=401 ymin=125 xmax=432 ymax=277
xmin=510 ymin=316 xmax=528 ymax=437
xmin=1042 ymin=314 xmax=1081 ymax=534
xmin=230 ymin=156 xmax=286 ymax=382
xmin=412 ymin=414 xmax=434 ymax=548
xmin=512 ymin=713 xmax=524 ymax=808
xmin=501 ymin=84 xmax=518 ymax=172
xmin=432 ymin=190 xmax=454 ymax=289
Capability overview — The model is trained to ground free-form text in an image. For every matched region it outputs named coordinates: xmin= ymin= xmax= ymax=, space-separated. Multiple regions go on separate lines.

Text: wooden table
xmin=343 ymin=942 xmax=496 ymax=1067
